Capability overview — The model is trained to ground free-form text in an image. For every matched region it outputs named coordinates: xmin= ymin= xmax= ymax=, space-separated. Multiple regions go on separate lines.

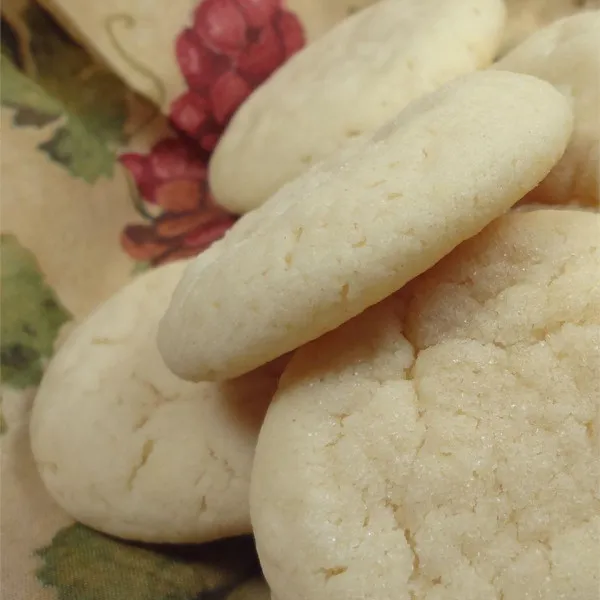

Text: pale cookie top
xmin=495 ymin=11 xmax=600 ymax=207
xmin=29 ymin=261 xmax=282 ymax=544
xmin=209 ymin=0 xmax=506 ymax=213
xmin=158 ymin=70 xmax=573 ymax=382
xmin=251 ymin=210 xmax=600 ymax=600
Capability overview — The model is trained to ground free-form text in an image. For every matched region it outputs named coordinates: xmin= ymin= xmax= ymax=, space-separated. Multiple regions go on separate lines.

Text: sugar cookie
xmin=158 ymin=70 xmax=573 ymax=382
xmin=209 ymin=0 xmax=506 ymax=212
xmin=495 ymin=12 xmax=600 ymax=207
xmin=251 ymin=209 xmax=600 ymax=600
xmin=30 ymin=260 xmax=282 ymax=543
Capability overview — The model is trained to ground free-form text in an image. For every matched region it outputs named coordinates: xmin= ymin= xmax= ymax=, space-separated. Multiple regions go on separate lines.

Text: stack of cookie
xmin=30 ymin=1 xmax=599 ymax=598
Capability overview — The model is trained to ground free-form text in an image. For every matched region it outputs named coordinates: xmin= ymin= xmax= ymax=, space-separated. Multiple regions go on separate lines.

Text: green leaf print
xmin=0 ymin=3 xmax=130 ymax=183
xmin=0 ymin=406 xmax=7 ymax=435
xmin=1 ymin=55 xmax=63 ymax=126
xmin=36 ymin=524 xmax=263 ymax=600
xmin=0 ymin=235 xmax=71 ymax=389
xmin=131 ymin=260 xmax=153 ymax=276
xmin=36 ymin=115 xmax=120 ymax=183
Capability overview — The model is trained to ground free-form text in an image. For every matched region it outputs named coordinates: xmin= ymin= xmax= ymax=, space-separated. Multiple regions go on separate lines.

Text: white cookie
xmin=158 ymin=70 xmax=573 ymax=382
xmin=30 ymin=260 xmax=283 ymax=544
xmin=251 ymin=209 xmax=600 ymax=600
xmin=495 ymin=12 xmax=600 ymax=207
xmin=501 ymin=0 xmax=600 ymax=54
xmin=209 ymin=0 xmax=506 ymax=212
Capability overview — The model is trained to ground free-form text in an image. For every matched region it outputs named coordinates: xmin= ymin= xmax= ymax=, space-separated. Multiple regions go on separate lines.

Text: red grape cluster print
xmin=120 ymin=138 xmax=237 ymax=266
xmin=119 ymin=0 xmax=305 ymax=266
xmin=172 ymin=0 xmax=304 ymax=150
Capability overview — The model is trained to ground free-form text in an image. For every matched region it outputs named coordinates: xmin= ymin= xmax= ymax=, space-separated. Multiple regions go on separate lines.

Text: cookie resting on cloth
xmin=495 ymin=11 xmax=600 ymax=208
xmin=157 ymin=70 xmax=573 ymax=382
xmin=251 ymin=209 xmax=600 ymax=600
xmin=208 ymin=0 xmax=506 ymax=212
xmin=29 ymin=260 xmax=283 ymax=544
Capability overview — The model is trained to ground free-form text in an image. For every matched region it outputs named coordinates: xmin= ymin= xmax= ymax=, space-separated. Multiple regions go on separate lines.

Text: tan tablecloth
xmin=1 ymin=1 xmax=275 ymax=597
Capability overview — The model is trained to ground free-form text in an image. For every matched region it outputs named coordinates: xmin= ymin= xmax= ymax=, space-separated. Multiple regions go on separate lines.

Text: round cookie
xmin=158 ymin=70 xmax=573 ymax=382
xmin=495 ymin=12 xmax=600 ymax=208
xmin=251 ymin=209 xmax=600 ymax=600
xmin=30 ymin=260 xmax=283 ymax=544
xmin=208 ymin=0 xmax=507 ymax=213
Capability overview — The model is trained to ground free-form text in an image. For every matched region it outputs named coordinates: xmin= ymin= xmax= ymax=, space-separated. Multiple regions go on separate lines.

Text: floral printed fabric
xmin=119 ymin=138 xmax=238 ymax=266
xmin=171 ymin=0 xmax=304 ymax=144
xmin=118 ymin=0 xmax=304 ymax=265
xmin=0 ymin=0 xmax=304 ymax=597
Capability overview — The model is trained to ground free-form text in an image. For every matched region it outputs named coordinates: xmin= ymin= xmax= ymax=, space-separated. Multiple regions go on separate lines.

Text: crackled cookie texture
xmin=159 ymin=70 xmax=573 ymax=383
xmin=251 ymin=210 xmax=600 ymax=600
xmin=30 ymin=260 xmax=283 ymax=544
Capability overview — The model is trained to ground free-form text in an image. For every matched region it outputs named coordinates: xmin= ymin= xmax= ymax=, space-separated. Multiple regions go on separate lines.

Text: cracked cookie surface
xmin=159 ymin=70 xmax=573 ymax=382
xmin=251 ymin=210 xmax=600 ymax=600
xmin=30 ymin=261 xmax=282 ymax=544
